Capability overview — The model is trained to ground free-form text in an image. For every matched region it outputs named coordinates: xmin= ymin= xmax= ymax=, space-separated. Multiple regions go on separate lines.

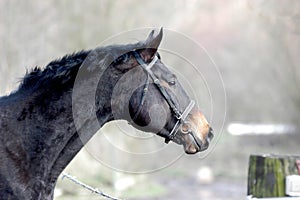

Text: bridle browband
xmin=132 ymin=51 xmax=195 ymax=143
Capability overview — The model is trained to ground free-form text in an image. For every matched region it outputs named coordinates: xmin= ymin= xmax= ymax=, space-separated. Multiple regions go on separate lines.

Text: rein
xmin=132 ymin=51 xmax=195 ymax=143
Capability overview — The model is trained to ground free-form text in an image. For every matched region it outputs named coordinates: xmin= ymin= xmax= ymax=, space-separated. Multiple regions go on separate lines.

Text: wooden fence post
xmin=247 ymin=154 xmax=300 ymax=198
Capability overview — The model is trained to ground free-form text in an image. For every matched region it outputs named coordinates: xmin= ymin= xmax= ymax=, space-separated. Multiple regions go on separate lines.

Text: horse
xmin=0 ymin=28 xmax=213 ymax=200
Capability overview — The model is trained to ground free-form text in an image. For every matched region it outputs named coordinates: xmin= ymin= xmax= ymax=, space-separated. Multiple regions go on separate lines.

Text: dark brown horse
xmin=0 ymin=29 xmax=213 ymax=200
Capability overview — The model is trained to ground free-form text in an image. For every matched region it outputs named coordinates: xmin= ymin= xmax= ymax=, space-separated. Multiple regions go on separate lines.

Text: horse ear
xmin=139 ymin=28 xmax=163 ymax=62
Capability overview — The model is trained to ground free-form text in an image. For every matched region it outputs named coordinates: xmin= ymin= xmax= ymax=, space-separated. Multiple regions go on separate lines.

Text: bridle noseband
xmin=132 ymin=51 xmax=195 ymax=143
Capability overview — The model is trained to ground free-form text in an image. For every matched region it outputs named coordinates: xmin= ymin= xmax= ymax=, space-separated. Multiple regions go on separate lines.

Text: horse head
xmin=109 ymin=29 xmax=213 ymax=154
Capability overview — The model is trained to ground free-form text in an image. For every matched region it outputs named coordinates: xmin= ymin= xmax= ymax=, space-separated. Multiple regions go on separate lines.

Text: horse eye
xmin=114 ymin=53 xmax=129 ymax=65
xmin=168 ymin=80 xmax=176 ymax=86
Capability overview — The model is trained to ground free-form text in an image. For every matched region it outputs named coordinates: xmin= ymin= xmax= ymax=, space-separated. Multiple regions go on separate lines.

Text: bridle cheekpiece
xmin=132 ymin=51 xmax=195 ymax=143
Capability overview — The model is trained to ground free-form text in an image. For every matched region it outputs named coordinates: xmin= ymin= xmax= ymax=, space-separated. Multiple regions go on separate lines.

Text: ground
xmin=55 ymin=132 xmax=300 ymax=200
xmin=129 ymin=177 xmax=245 ymax=200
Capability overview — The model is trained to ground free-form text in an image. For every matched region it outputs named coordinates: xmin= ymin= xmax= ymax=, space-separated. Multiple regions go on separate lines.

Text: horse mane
xmin=14 ymin=40 xmax=146 ymax=97
xmin=19 ymin=50 xmax=91 ymax=93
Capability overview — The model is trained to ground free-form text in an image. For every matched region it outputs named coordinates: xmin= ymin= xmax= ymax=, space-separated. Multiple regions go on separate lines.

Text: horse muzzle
xmin=179 ymin=109 xmax=214 ymax=154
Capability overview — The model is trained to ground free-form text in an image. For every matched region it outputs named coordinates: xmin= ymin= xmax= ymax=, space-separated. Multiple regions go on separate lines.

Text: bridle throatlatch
xmin=132 ymin=51 xmax=195 ymax=143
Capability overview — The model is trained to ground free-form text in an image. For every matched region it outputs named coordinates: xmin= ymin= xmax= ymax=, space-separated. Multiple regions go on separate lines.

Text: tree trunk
xmin=247 ymin=154 xmax=300 ymax=198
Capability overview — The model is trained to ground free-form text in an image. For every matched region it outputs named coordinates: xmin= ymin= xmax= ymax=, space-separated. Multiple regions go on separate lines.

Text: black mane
xmin=19 ymin=50 xmax=91 ymax=93
xmin=17 ymin=42 xmax=144 ymax=94
xmin=10 ymin=40 xmax=146 ymax=100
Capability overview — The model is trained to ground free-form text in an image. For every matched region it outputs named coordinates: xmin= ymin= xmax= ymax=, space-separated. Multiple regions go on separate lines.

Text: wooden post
xmin=247 ymin=154 xmax=300 ymax=198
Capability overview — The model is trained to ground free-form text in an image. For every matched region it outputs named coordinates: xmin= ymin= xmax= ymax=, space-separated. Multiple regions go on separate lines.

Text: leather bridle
xmin=132 ymin=51 xmax=195 ymax=143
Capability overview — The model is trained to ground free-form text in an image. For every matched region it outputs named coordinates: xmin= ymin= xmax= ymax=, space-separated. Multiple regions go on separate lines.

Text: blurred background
xmin=1 ymin=0 xmax=300 ymax=199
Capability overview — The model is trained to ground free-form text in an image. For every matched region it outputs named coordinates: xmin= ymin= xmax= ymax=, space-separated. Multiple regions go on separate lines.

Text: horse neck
xmin=0 ymin=51 xmax=119 ymax=199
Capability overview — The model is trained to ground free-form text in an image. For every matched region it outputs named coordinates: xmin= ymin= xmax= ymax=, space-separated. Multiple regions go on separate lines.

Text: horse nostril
xmin=207 ymin=127 xmax=214 ymax=142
